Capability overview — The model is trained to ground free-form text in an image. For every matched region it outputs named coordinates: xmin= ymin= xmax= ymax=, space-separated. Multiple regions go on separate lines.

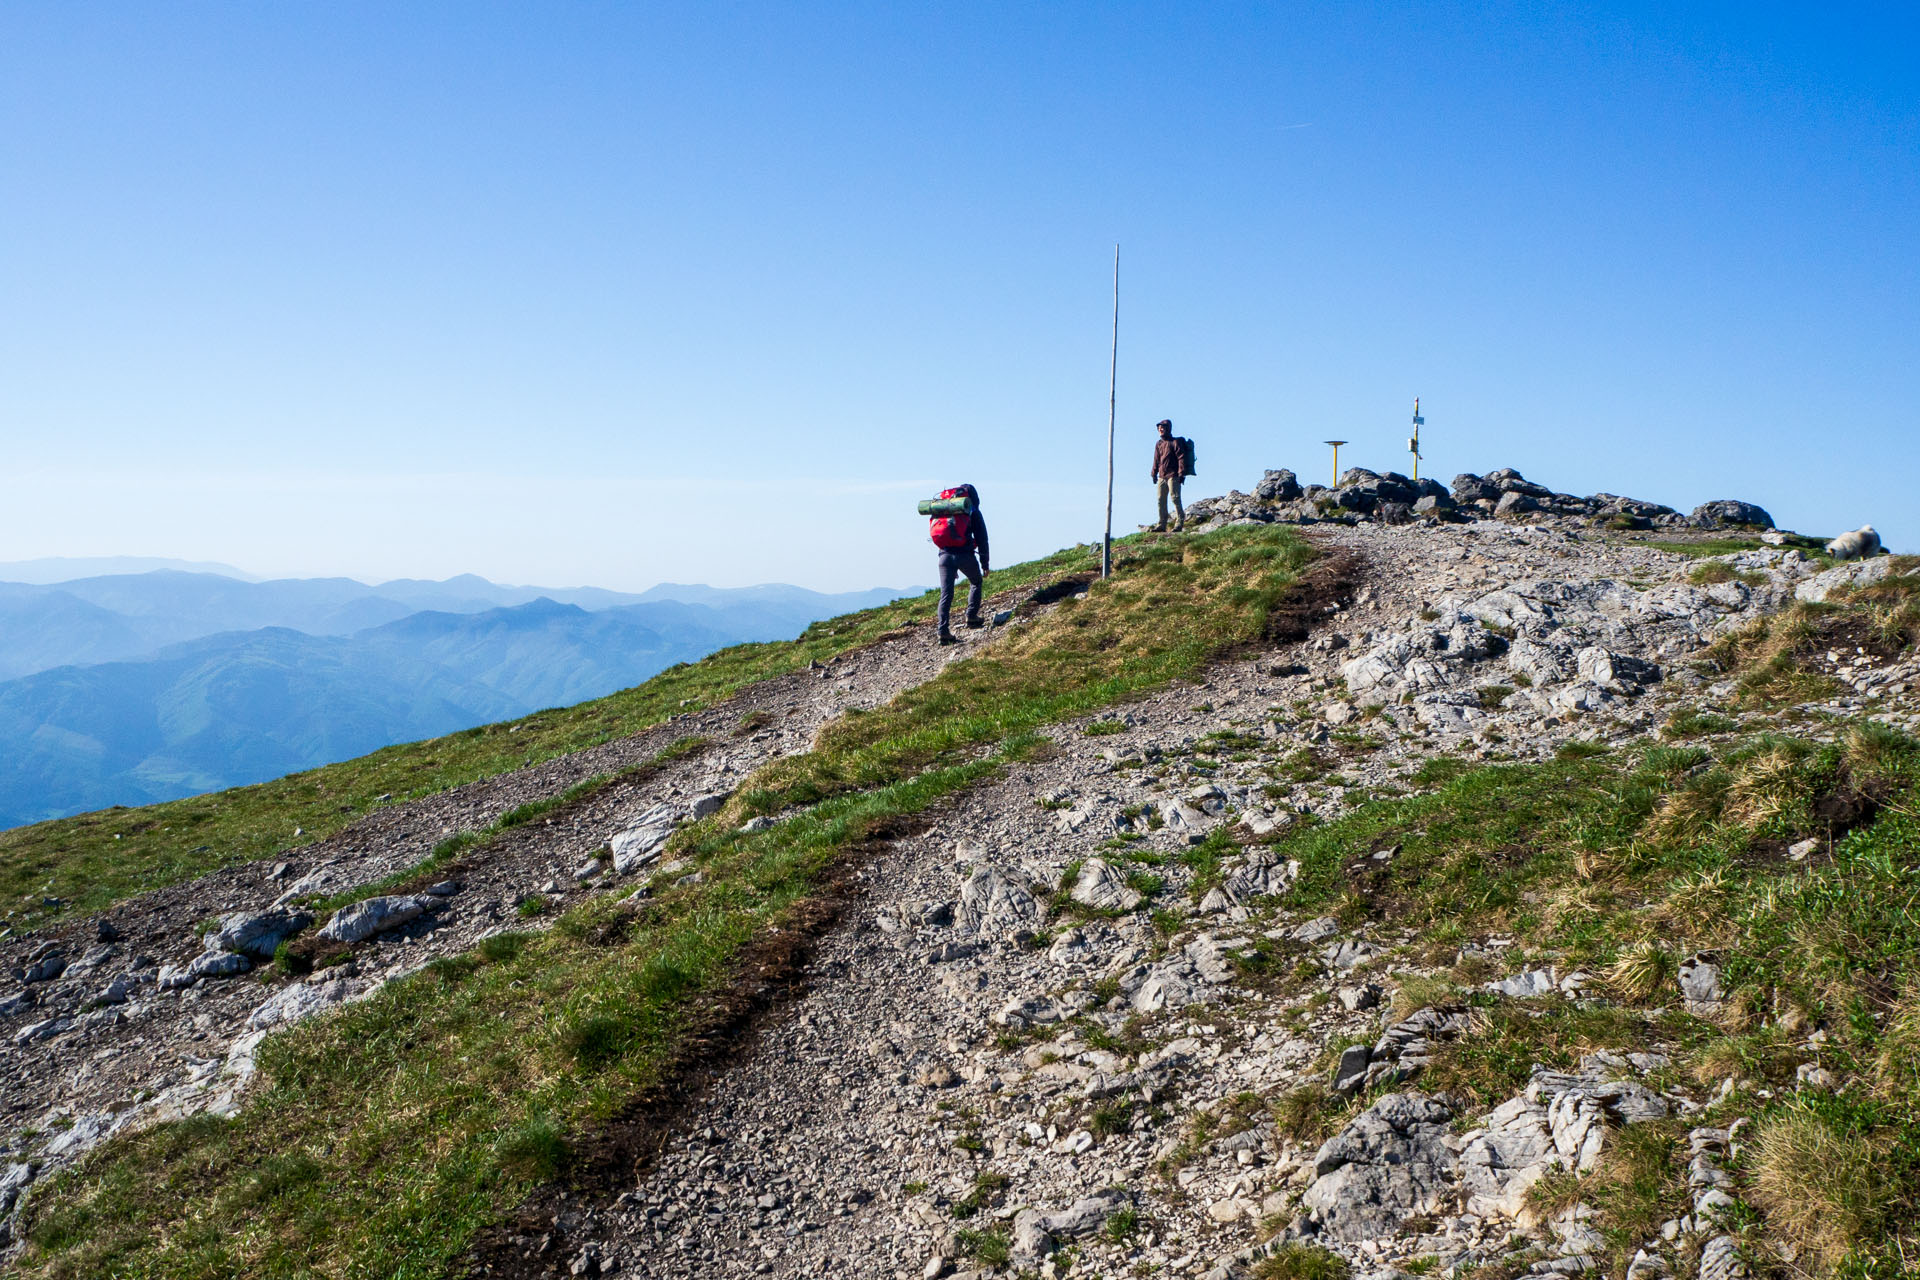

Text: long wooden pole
xmin=1103 ymin=244 xmax=1119 ymax=578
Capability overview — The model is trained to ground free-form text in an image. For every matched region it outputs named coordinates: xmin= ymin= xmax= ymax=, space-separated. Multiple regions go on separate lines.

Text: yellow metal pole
xmin=1324 ymin=440 xmax=1348 ymax=488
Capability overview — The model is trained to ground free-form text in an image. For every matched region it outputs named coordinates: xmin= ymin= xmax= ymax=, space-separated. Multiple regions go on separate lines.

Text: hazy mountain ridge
xmin=0 ymin=574 xmax=919 ymax=828
xmin=0 ymin=570 xmax=913 ymax=681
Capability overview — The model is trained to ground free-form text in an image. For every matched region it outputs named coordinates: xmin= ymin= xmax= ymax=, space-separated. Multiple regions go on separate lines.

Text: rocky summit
xmin=4 ymin=462 xmax=1918 ymax=1280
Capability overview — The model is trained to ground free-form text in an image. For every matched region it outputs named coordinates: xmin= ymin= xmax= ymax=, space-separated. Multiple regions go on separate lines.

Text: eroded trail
xmin=489 ymin=520 xmax=1918 ymax=1280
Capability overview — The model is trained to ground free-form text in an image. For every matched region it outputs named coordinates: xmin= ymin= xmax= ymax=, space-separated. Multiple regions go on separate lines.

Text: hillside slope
xmin=5 ymin=470 xmax=1919 ymax=1280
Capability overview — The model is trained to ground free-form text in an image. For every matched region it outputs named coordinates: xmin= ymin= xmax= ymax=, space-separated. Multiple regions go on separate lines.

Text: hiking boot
xmin=937 ymin=630 xmax=960 ymax=646
xmin=965 ymin=613 xmax=985 ymax=629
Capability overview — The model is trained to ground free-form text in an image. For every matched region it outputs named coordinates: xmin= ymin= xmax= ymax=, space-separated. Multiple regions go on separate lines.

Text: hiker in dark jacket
xmin=1151 ymin=419 xmax=1187 ymax=532
xmin=934 ymin=484 xmax=989 ymax=646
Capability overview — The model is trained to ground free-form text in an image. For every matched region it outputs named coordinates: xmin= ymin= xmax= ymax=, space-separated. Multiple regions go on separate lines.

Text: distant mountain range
xmin=0 ymin=569 xmax=918 ymax=829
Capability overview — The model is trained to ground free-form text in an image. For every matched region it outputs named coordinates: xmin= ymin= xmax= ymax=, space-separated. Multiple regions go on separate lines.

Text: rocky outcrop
xmin=315 ymin=894 xmax=436 ymax=945
xmin=1302 ymin=1093 xmax=1457 ymax=1241
xmin=952 ymin=865 xmax=1042 ymax=940
xmin=609 ymin=804 xmax=680 ymax=873
xmin=1181 ymin=463 xmax=1770 ymax=536
xmin=203 ymin=908 xmax=311 ymax=959
xmin=1068 ymin=857 xmax=1141 ymax=912
xmin=1691 ymin=499 xmax=1774 ymax=529
xmin=1010 ymin=1188 xmax=1133 ymax=1263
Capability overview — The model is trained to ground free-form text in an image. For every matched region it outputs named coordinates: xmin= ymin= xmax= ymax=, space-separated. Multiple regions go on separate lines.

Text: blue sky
xmin=2 ymin=3 xmax=1915 ymax=591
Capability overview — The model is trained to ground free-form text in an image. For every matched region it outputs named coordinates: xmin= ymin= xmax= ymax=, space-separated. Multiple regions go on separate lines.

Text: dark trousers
xmin=937 ymin=550 xmax=983 ymax=634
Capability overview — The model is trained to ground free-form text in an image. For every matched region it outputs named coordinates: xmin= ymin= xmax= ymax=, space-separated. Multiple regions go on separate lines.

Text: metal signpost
xmin=1323 ymin=439 xmax=1348 ymax=488
xmin=1408 ymin=398 xmax=1424 ymax=483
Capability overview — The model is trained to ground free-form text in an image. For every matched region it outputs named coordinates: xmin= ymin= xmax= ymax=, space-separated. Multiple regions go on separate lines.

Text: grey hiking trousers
xmin=937 ymin=550 xmax=983 ymax=635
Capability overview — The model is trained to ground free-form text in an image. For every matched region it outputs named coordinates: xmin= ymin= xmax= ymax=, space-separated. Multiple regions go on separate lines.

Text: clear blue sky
xmin=3 ymin=3 xmax=1915 ymax=591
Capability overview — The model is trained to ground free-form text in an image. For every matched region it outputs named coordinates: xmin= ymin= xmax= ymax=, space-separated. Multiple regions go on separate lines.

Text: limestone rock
xmin=186 ymin=949 xmax=252 ymax=980
xmin=1255 ymin=469 xmax=1303 ymax=502
xmin=156 ymin=963 xmax=198 ymax=991
xmin=1679 ymin=956 xmax=1724 ymax=1015
xmin=1290 ymin=916 xmax=1340 ymax=944
xmin=1698 ymin=1234 xmax=1747 ymax=1280
xmin=1322 ymin=937 xmax=1379 ymax=970
xmin=1184 ymin=934 xmax=1237 ymax=984
xmin=17 ymin=954 xmax=66 ymax=985
xmin=1796 ymin=555 xmax=1899 ymax=603
xmin=1303 ymin=1093 xmax=1456 ymax=1241
xmin=247 ymin=977 xmax=364 ymax=1032
xmin=1575 ymin=646 xmax=1660 ymax=693
xmin=1332 ymin=1043 xmax=1372 ymax=1094
xmin=1507 ymin=638 xmax=1573 ymax=687
xmin=1221 ymin=851 xmax=1298 ymax=903
xmin=1487 ymin=968 xmax=1557 ymax=998
xmin=1038 ymin=1188 xmax=1130 ymax=1239
xmin=204 ymin=907 xmax=312 ymax=959
xmin=13 ymin=1016 xmax=72 ymax=1046
xmin=1691 ymin=500 xmax=1773 ymax=529
xmin=1127 ymin=957 xmax=1211 ymax=1014
xmin=317 ymin=894 xmax=434 ymax=945
xmin=610 ymin=804 xmax=679 ymax=873
xmin=0 ymin=1161 xmax=36 ymax=1215
xmin=953 ymin=865 xmax=1042 ymax=940
xmin=1069 ymin=858 xmax=1141 ymax=913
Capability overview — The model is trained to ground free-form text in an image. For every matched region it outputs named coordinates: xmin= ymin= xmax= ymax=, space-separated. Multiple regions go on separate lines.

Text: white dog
xmin=1826 ymin=525 xmax=1882 ymax=560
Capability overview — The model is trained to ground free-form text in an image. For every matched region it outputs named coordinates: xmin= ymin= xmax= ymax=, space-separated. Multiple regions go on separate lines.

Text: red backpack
xmin=928 ymin=486 xmax=975 ymax=550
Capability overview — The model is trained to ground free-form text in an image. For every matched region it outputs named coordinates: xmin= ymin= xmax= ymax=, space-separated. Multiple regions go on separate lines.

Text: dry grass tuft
xmin=1606 ymin=940 xmax=1675 ymax=1004
xmin=1703 ymin=605 xmax=1846 ymax=708
xmin=1751 ymin=1102 xmax=1896 ymax=1269
xmin=1388 ymin=974 xmax=1461 ymax=1021
xmin=1660 ymin=868 xmax=1731 ymax=934
xmin=1723 ymin=746 xmax=1810 ymax=829
xmin=1873 ymin=988 xmax=1920 ymax=1098
xmin=1253 ymin=1244 xmax=1351 ymax=1280
xmin=1573 ymin=844 xmax=1626 ymax=883
xmin=1845 ymin=721 xmax=1914 ymax=788
xmin=1269 ymin=1085 xmax=1342 ymax=1144
xmin=1644 ymin=776 xmax=1727 ymax=846
xmin=1545 ymin=881 xmax=1617 ymax=932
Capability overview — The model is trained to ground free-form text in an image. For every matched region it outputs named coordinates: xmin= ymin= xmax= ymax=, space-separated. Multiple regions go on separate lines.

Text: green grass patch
xmin=1255 ymin=1243 xmax=1351 ymax=1280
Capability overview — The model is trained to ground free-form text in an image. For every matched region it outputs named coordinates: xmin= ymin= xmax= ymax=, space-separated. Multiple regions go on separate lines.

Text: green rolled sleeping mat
xmin=917 ymin=496 xmax=974 ymax=516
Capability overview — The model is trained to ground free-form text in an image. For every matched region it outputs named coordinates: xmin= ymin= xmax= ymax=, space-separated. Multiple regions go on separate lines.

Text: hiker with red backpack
xmin=918 ymin=484 xmax=990 ymax=646
xmin=1152 ymin=419 xmax=1194 ymax=532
